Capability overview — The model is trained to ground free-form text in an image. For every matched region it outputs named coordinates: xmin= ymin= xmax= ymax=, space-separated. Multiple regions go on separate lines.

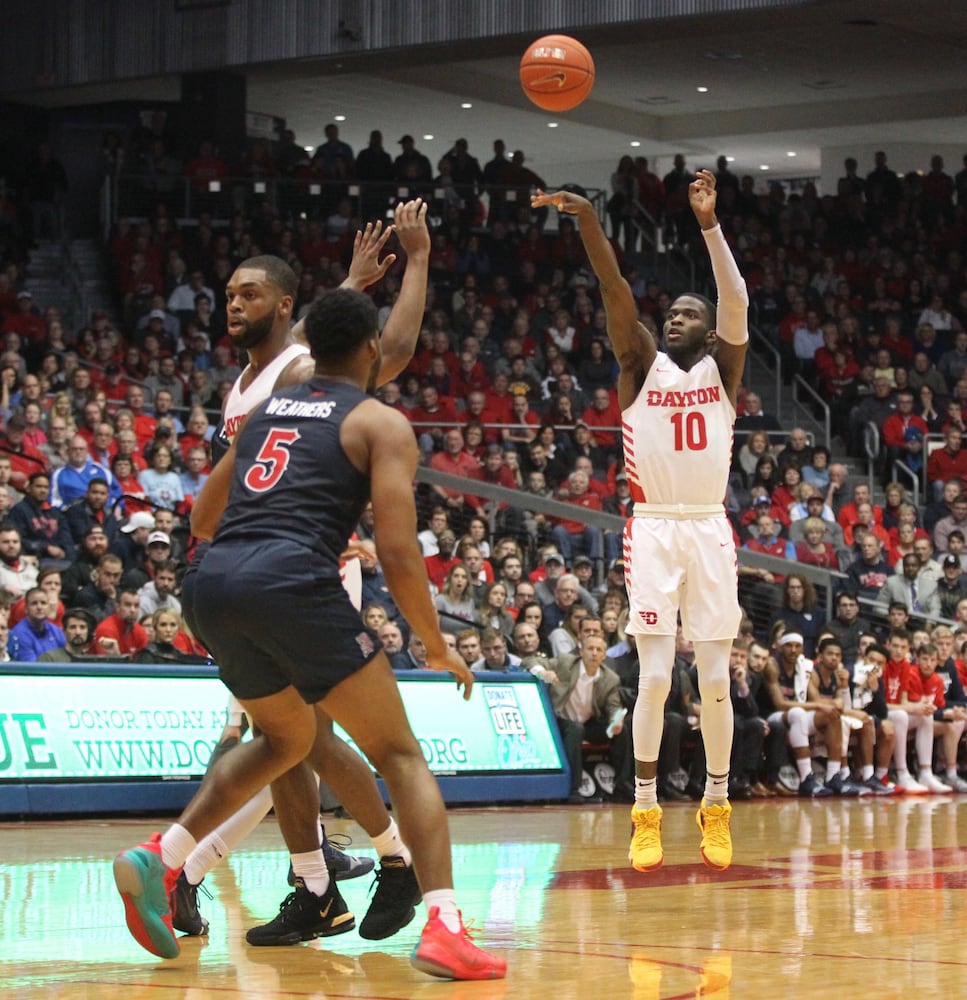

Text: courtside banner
xmin=0 ymin=664 xmax=565 ymax=783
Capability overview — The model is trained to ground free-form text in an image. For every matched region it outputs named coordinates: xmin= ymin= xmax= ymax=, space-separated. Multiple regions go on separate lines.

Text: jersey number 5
xmin=244 ymin=427 xmax=301 ymax=493
xmin=670 ymin=411 xmax=707 ymax=451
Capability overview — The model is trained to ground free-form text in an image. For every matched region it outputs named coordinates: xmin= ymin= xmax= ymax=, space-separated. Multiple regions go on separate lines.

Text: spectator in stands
xmin=936 ymin=555 xmax=967 ymax=620
xmin=541 ymin=571 xmax=584 ymax=633
xmin=789 ymin=488 xmax=836 ymax=527
xmin=549 ymin=632 xmax=628 ymax=804
xmin=913 ymin=534 xmax=943 ymax=581
xmin=881 ymin=388 xmax=927 ymax=484
xmin=749 ymin=453 xmax=779 ymax=496
xmin=848 ymin=375 xmax=896 ymax=458
xmin=927 ymin=428 xmax=967 ymax=502
xmin=65 ymin=477 xmax=120 ymax=558
xmin=794 ymin=516 xmax=840 ymax=570
xmin=581 ymin=388 xmax=622 ymax=457
xmin=410 ymin=384 xmax=458 ymax=456
xmin=799 ymin=445 xmax=831 ymax=492
xmin=8 ymin=468 xmax=74 ymax=564
xmin=434 ymin=563 xmax=475 ymax=635
xmin=73 ymin=551 xmax=123 ymax=622
xmin=547 ymin=602 xmax=588 ymax=659
xmin=454 ymin=628 xmax=481 ymax=669
xmin=179 ymin=446 xmax=209 ymax=505
xmin=734 ymin=429 xmax=773 ymax=488
xmin=417 ymin=506 xmax=449 ymax=558
xmin=843 ymin=501 xmax=891 ymax=550
xmin=137 ymin=560 xmax=180 ymax=618
xmin=376 ymin=621 xmax=404 ymax=661
xmin=924 ymin=479 xmax=961 ymax=535
xmin=0 ymin=522 xmax=38 ymax=599
xmin=826 ymin=591 xmax=869 ymax=667
xmin=844 ymin=534 xmax=893 ymax=603
xmin=775 ymin=427 xmax=813 ymax=471
xmin=726 ymin=639 xmax=768 ymax=800
xmin=137 ymin=444 xmax=184 ymax=511
xmin=471 ymin=628 xmax=523 ymax=673
xmin=7 ymin=587 xmax=64 ymax=661
xmin=93 ymin=585 xmax=147 ymax=657
xmin=50 ymin=435 xmax=120 ymax=510
xmin=733 ymin=393 xmax=782 ymax=450
xmin=423 ymin=527 xmax=460 ymax=591
xmin=877 ymin=553 xmax=940 ymax=619
xmin=473 ymin=581 xmax=513 ymax=637
xmin=0 ymin=414 xmax=49 ymax=490
xmin=550 ymin=469 xmax=603 ymax=568
xmin=934 ymin=494 xmax=967 ymax=553
xmin=768 ymin=573 xmax=826 ymax=657
xmin=114 ymin=510 xmax=155 ymax=573
xmin=37 ymin=606 xmax=97 ymax=662
xmin=837 ymin=482 xmax=882 ymax=533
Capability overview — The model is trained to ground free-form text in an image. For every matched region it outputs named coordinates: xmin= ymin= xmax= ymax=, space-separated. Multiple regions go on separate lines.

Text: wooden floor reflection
xmin=3 ymin=797 xmax=967 ymax=999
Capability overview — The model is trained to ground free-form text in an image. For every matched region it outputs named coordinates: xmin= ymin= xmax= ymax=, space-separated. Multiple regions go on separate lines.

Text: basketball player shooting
xmin=532 ymin=170 xmax=749 ymax=872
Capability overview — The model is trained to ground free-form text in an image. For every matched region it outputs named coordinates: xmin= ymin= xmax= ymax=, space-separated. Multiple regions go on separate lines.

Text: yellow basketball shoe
xmin=628 ymin=804 xmax=663 ymax=872
xmin=696 ymin=798 xmax=732 ymax=871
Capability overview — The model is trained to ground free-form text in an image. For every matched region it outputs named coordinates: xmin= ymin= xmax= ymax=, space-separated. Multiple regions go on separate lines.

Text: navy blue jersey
xmin=211 ymin=421 xmax=230 ymax=466
xmin=212 ymin=377 xmax=371 ymax=575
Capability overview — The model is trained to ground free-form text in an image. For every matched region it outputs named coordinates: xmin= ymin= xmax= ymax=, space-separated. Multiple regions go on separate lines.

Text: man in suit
xmin=876 ymin=553 xmax=939 ymax=619
xmin=548 ymin=633 xmax=629 ymax=803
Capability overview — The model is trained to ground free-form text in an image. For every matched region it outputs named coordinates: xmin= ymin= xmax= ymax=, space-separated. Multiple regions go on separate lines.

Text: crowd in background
xmin=3 ymin=126 xmax=967 ymax=797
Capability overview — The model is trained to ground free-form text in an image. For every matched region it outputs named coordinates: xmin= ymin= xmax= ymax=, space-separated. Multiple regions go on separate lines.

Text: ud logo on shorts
xmin=639 ymin=610 xmax=659 ymax=625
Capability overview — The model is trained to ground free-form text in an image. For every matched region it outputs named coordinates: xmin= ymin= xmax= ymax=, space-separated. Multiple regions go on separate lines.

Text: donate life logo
xmin=485 ymin=686 xmax=541 ymax=768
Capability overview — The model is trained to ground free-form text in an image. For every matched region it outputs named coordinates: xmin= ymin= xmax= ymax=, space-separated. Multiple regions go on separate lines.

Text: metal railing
xmin=891 ymin=458 xmax=921 ymax=508
xmin=746 ymin=324 xmax=783 ymax=422
xmin=791 ymin=375 xmax=830 ymax=451
xmin=109 ymin=174 xmax=604 ymax=229
xmin=862 ymin=422 xmax=881 ymax=495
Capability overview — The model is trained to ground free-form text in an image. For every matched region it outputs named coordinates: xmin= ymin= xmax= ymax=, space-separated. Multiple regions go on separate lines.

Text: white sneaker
xmin=918 ymin=772 xmax=953 ymax=794
xmin=941 ymin=773 xmax=967 ymax=793
xmin=895 ymin=772 xmax=929 ymax=794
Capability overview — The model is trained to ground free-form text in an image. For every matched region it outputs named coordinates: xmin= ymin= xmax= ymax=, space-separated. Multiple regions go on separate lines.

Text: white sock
xmin=634 ymin=774 xmax=658 ymax=809
xmin=423 ymin=888 xmax=460 ymax=933
xmin=291 ymin=849 xmax=330 ymax=896
xmin=796 ymin=757 xmax=812 ymax=781
xmin=704 ymin=771 xmax=729 ymax=804
xmin=160 ymin=823 xmax=197 ymax=870
xmin=838 ymin=766 xmax=851 ymax=781
xmin=875 ymin=766 xmax=888 ymax=779
xmin=825 ymin=759 xmax=840 ymax=782
xmin=370 ymin=818 xmax=412 ymax=865
xmin=181 ymin=786 xmax=274 ymax=884
xmin=183 ymin=833 xmax=228 ymax=886
xmin=946 ymin=765 xmax=959 ymax=778
xmin=861 ymin=764 xmax=874 ymax=781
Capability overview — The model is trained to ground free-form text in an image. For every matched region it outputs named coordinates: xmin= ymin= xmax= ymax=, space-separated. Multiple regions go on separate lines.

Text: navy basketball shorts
xmin=193 ymin=539 xmax=382 ymax=704
xmin=179 ymin=539 xmax=210 ymax=646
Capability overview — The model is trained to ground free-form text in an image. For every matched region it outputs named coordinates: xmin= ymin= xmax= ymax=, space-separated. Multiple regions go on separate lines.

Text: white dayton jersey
xmin=621 ymin=352 xmax=740 ymax=640
xmin=219 ymin=342 xmax=309 ymax=448
xmin=622 ymin=352 xmax=735 ymax=506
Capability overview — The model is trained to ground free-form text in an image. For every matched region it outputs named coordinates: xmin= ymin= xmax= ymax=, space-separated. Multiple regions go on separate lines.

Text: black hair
xmin=238 ymin=254 xmax=298 ymax=300
xmin=303 ymin=288 xmax=378 ymax=366
xmin=816 ymin=636 xmax=842 ymax=654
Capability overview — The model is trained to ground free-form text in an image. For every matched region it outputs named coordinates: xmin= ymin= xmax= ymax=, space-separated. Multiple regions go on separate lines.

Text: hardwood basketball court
xmin=2 ymin=798 xmax=965 ymax=999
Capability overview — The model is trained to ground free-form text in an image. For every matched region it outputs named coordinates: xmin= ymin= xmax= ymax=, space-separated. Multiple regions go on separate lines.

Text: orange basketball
xmin=519 ymin=34 xmax=595 ymax=112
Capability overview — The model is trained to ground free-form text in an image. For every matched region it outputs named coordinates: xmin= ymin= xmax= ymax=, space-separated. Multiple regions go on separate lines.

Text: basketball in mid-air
xmin=519 ymin=34 xmax=595 ymax=112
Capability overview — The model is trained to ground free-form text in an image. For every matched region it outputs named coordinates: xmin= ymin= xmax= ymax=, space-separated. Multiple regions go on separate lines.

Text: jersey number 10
xmin=670 ymin=411 xmax=707 ymax=451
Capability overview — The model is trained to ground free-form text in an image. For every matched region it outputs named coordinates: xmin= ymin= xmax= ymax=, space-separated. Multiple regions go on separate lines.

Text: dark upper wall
xmin=0 ymin=0 xmax=808 ymax=96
